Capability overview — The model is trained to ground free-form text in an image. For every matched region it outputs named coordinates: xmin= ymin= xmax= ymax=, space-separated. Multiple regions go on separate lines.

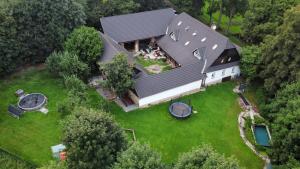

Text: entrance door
xmin=222 ymin=76 xmax=231 ymax=82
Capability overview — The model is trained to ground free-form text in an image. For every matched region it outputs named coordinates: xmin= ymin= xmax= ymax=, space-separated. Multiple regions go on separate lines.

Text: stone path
xmin=234 ymin=86 xmax=271 ymax=169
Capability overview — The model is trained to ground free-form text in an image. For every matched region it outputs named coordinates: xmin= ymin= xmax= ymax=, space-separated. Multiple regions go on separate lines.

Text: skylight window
xmin=192 ymin=32 xmax=197 ymax=36
xmin=228 ymin=57 xmax=232 ymax=62
xmin=212 ymin=44 xmax=218 ymax=50
xmin=184 ymin=41 xmax=190 ymax=46
xmin=201 ymin=37 xmax=207 ymax=42
xmin=177 ymin=21 xmax=182 ymax=26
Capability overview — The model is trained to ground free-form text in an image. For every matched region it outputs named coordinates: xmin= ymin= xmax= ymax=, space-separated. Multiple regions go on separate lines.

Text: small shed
xmin=51 ymin=144 xmax=66 ymax=159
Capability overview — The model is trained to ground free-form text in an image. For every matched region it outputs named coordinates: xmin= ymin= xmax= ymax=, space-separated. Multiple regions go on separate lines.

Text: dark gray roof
xmin=99 ymin=33 xmax=133 ymax=63
xmin=134 ymin=62 xmax=205 ymax=98
xmin=205 ymin=61 xmax=240 ymax=72
xmin=158 ymin=12 xmax=236 ymax=70
xmin=100 ymin=8 xmax=176 ymax=43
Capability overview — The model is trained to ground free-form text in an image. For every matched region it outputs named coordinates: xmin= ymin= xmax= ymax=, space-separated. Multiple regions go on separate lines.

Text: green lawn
xmin=0 ymin=68 xmax=263 ymax=168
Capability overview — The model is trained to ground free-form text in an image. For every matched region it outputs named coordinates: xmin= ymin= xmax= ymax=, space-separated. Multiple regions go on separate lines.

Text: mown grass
xmin=0 ymin=68 xmax=263 ymax=168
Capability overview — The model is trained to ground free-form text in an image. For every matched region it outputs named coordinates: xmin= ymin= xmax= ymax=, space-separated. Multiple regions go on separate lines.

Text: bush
xmin=46 ymin=51 xmax=90 ymax=79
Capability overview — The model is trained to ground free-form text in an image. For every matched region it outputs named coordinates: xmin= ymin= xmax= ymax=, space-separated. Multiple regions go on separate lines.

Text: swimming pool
xmin=253 ymin=125 xmax=271 ymax=146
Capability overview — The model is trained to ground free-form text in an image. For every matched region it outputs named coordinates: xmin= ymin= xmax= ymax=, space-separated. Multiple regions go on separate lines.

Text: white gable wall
xmin=138 ymin=80 xmax=202 ymax=107
xmin=205 ymin=66 xmax=240 ymax=85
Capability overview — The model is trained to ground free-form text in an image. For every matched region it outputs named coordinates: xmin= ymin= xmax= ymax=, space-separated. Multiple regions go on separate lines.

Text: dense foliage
xmin=242 ymin=0 xmax=296 ymax=44
xmin=64 ymin=26 xmax=103 ymax=72
xmin=258 ymin=5 xmax=300 ymax=95
xmin=262 ymin=82 xmax=300 ymax=165
xmin=170 ymin=0 xmax=205 ymax=17
xmin=62 ymin=107 xmax=128 ymax=169
xmin=113 ymin=142 xmax=165 ymax=169
xmin=0 ymin=0 xmax=85 ymax=76
xmin=101 ymin=53 xmax=134 ymax=97
xmin=46 ymin=51 xmax=90 ymax=79
xmin=134 ymin=0 xmax=167 ymax=11
xmin=240 ymin=45 xmax=261 ymax=83
xmin=79 ymin=0 xmax=139 ymax=28
xmin=174 ymin=145 xmax=240 ymax=169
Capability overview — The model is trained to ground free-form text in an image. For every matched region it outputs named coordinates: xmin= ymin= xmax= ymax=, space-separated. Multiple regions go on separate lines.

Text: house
xmin=100 ymin=8 xmax=241 ymax=108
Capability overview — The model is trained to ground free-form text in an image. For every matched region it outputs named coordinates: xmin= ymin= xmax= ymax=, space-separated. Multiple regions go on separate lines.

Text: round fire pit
xmin=169 ymin=102 xmax=192 ymax=119
xmin=18 ymin=93 xmax=47 ymax=111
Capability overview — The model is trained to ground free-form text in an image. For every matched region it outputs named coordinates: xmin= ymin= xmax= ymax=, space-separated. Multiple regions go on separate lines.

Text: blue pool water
xmin=254 ymin=125 xmax=270 ymax=146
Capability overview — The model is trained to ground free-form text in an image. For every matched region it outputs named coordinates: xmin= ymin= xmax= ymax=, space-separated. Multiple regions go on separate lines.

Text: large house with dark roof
xmin=99 ymin=8 xmax=241 ymax=108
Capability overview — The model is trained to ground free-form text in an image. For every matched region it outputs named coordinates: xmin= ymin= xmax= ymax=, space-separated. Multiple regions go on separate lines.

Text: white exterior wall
xmin=205 ymin=66 xmax=240 ymax=85
xmin=139 ymin=80 xmax=202 ymax=107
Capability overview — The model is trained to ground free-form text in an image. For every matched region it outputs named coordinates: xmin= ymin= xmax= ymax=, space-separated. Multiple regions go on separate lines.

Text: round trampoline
xmin=169 ymin=102 xmax=192 ymax=119
xmin=18 ymin=93 xmax=47 ymax=111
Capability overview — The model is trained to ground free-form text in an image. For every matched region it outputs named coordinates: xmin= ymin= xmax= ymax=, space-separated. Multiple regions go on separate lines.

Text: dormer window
xmin=170 ymin=32 xmax=176 ymax=41
xmin=185 ymin=26 xmax=190 ymax=31
xmin=184 ymin=41 xmax=190 ymax=46
xmin=212 ymin=44 xmax=218 ymax=50
xmin=201 ymin=37 xmax=207 ymax=42
xmin=177 ymin=21 xmax=182 ymax=26
xmin=193 ymin=49 xmax=201 ymax=60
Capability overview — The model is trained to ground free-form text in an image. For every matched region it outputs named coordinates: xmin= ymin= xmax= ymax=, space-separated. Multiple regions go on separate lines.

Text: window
xmin=177 ymin=21 xmax=182 ymax=26
xmin=212 ymin=44 xmax=218 ymax=50
xmin=222 ymin=70 xmax=225 ymax=76
xmin=201 ymin=37 xmax=207 ymax=42
xmin=231 ymin=67 xmax=235 ymax=73
xmin=192 ymin=32 xmax=197 ymax=36
xmin=211 ymin=72 xmax=215 ymax=79
xmin=170 ymin=32 xmax=176 ymax=41
xmin=184 ymin=41 xmax=190 ymax=46
xmin=228 ymin=57 xmax=232 ymax=62
xmin=193 ymin=49 xmax=201 ymax=60
xmin=221 ymin=59 xmax=224 ymax=63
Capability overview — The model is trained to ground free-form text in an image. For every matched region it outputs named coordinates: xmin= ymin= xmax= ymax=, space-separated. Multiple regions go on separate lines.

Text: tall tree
xmin=242 ymin=0 xmax=296 ymax=44
xmin=174 ymin=145 xmax=240 ymax=169
xmin=223 ymin=0 xmax=248 ymax=34
xmin=240 ymin=45 xmax=261 ymax=83
xmin=64 ymin=26 xmax=104 ymax=72
xmin=81 ymin=0 xmax=140 ymax=28
xmin=101 ymin=53 xmax=134 ymax=97
xmin=0 ymin=6 xmax=19 ymax=76
xmin=134 ymin=0 xmax=167 ymax=12
xmin=62 ymin=107 xmax=128 ymax=169
xmin=11 ymin=0 xmax=86 ymax=63
xmin=170 ymin=0 xmax=205 ymax=17
xmin=262 ymin=82 xmax=300 ymax=165
xmin=258 ymin=4 xmax=300 ymax=95
xmin=113 ymin=142 xmax=165 ymax=169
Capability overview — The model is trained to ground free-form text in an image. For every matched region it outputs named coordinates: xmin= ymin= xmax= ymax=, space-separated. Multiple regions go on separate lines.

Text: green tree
xmin=262 ymin=82 xmax=300 ymax=165
xmin=174 ymin=145 xmax=240 ymax=169
xmin=258 ymin=5 xmax=300 ymax=95
xmin=81 ymin=0 xmax=139 ymax=28
xmin=101 ymin=53 xmax=134 ymax=97
xmin=12 ymin=0 xmax=85 ymax=63
xmin=170 ymin=0 xmax=206 ymax=17
xmin=64 ymin=75 xmax=88 ymax=100
xmin=113 ymin=142 xmax=165 ymax=169
xmin=46 ymin=51 xmax=90 ymax=79
xmin=223 ymin=0 xmax=248 ymax=34
xmin=242 ymin=0 xmax=296 ymax=44
xmin=240 ymin=45 xmax=261 ymax=83
xmin=134 ymin=0 xmax=167 ymax=12
xmin=62 ymin=107 xmax=128 ymax=169
xmin=64 ymin=26 xmax=104 ymax=72
xmin=0 ymin=7 xmax=20 ymax=76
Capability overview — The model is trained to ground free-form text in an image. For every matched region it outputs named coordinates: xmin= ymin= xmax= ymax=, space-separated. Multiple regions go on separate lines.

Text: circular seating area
xmin=169 ymin=102 xmax=192 ymax=119
xmin=18 ymin=93 xmax=47 ymax=111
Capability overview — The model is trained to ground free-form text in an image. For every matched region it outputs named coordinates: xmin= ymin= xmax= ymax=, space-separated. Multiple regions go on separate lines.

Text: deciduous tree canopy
xmin=62 ymin=108 xmax=128 ymax=169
